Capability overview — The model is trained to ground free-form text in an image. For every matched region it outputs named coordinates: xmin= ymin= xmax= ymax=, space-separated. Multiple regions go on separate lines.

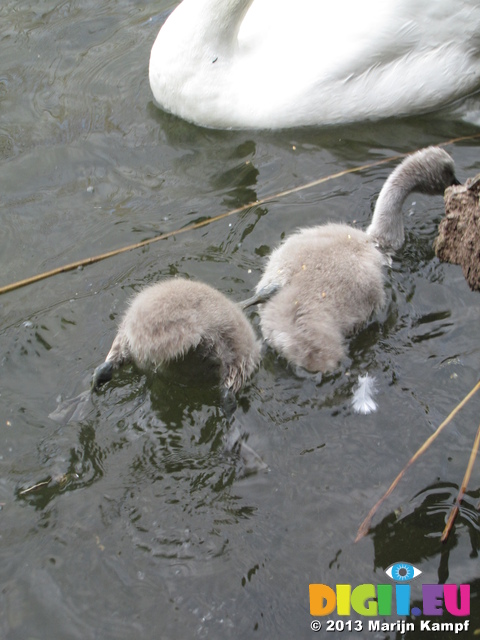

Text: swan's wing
xmin=239 ymin=0 xmax=480 ymax=107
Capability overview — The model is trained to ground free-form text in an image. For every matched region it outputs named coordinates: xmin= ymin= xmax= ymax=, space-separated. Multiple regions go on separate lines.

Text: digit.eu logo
xmin=309 ymin=561 xmax=470 ymax=617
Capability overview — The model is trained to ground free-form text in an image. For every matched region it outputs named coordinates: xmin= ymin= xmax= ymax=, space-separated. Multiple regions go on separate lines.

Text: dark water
xmin=1 ymin=2 xmax=480 ymax=639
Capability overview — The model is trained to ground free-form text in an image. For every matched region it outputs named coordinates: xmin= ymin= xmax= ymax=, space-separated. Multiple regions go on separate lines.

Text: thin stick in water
xmin=440 ymin=422 xmax=480 ymax=543
xmin=355 ymin=379 xmax=480 ymax=542
xmin=0 ymin=159 xmax=402 ymax=296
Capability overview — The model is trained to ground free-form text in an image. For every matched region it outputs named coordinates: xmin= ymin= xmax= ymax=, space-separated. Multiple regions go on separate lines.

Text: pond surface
xmin=1 ymin=2 xmax=479 ymax=639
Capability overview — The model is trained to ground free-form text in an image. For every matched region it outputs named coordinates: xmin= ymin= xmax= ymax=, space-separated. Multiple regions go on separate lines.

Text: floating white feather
xmin=352 ymin=374 xmax=378 ymax=414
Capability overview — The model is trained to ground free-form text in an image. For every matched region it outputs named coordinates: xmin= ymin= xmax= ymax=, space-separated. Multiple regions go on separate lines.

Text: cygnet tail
xmin=240 ymin=283 xmax=281 ymax=310
xmin=352 ymin=374 xmax=378 ymax=414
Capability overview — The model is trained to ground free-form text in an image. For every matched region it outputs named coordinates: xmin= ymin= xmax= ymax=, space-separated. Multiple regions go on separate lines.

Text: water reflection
xmin=372 ymin=482 xmax=480 ymax=569
xmin=19 ymin=356 xmax=266 ymax=575
xmin=2 ymin=1 xmax=480 ymax=638
xmin=369 ymin=482 xmax=480 ymax=638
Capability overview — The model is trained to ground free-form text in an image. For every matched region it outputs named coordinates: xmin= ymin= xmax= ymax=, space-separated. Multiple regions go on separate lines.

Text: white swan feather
xmin=352 ymin=375 xmax=378 ymax=415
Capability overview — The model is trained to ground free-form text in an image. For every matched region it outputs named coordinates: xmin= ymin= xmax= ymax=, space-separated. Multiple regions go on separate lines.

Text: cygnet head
xmin=366 ymin=146 xmax=459 ymax=251
xmin=93 ymin=279 xmax=261 ymax=394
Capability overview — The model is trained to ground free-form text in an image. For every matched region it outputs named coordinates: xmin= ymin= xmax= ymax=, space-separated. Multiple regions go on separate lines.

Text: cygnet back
xmin=257 ymin=224 xmax=385 ymax=372
xmin=97 ymin=279 xmax=260 ymax=392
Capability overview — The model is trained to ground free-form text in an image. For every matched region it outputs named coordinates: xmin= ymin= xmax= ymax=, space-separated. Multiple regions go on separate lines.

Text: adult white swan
xmin=149 ymin=0 xmax=480 ymax=129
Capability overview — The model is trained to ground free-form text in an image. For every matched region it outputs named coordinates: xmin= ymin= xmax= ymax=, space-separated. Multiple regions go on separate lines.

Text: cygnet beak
xmin=92 ymin=360 xmax=114 ymax=390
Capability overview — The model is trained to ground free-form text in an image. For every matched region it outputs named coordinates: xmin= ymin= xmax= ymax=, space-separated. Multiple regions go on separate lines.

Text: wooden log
xmin=434 ymin=175 xmax=480 ymax=291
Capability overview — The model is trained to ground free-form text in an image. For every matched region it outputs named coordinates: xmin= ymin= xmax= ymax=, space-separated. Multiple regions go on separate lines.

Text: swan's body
xmin=149 ymin=0 xmax=480 ymax=129
xmin=251 ymin=147 xmax=458 ymax=371
xmin=93 ymin=279 xmax=261 ymax=392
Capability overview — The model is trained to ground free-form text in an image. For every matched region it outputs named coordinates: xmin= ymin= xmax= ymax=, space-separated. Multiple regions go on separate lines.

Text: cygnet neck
xmin=366 ymin=147 xmax=457 ymax=251
xmin=366 ymin=166 xmax=417 ymax=252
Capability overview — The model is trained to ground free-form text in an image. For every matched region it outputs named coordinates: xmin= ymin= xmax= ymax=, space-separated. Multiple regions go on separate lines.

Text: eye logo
xmin=385 ymin=562 xmax=422 ymax=583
